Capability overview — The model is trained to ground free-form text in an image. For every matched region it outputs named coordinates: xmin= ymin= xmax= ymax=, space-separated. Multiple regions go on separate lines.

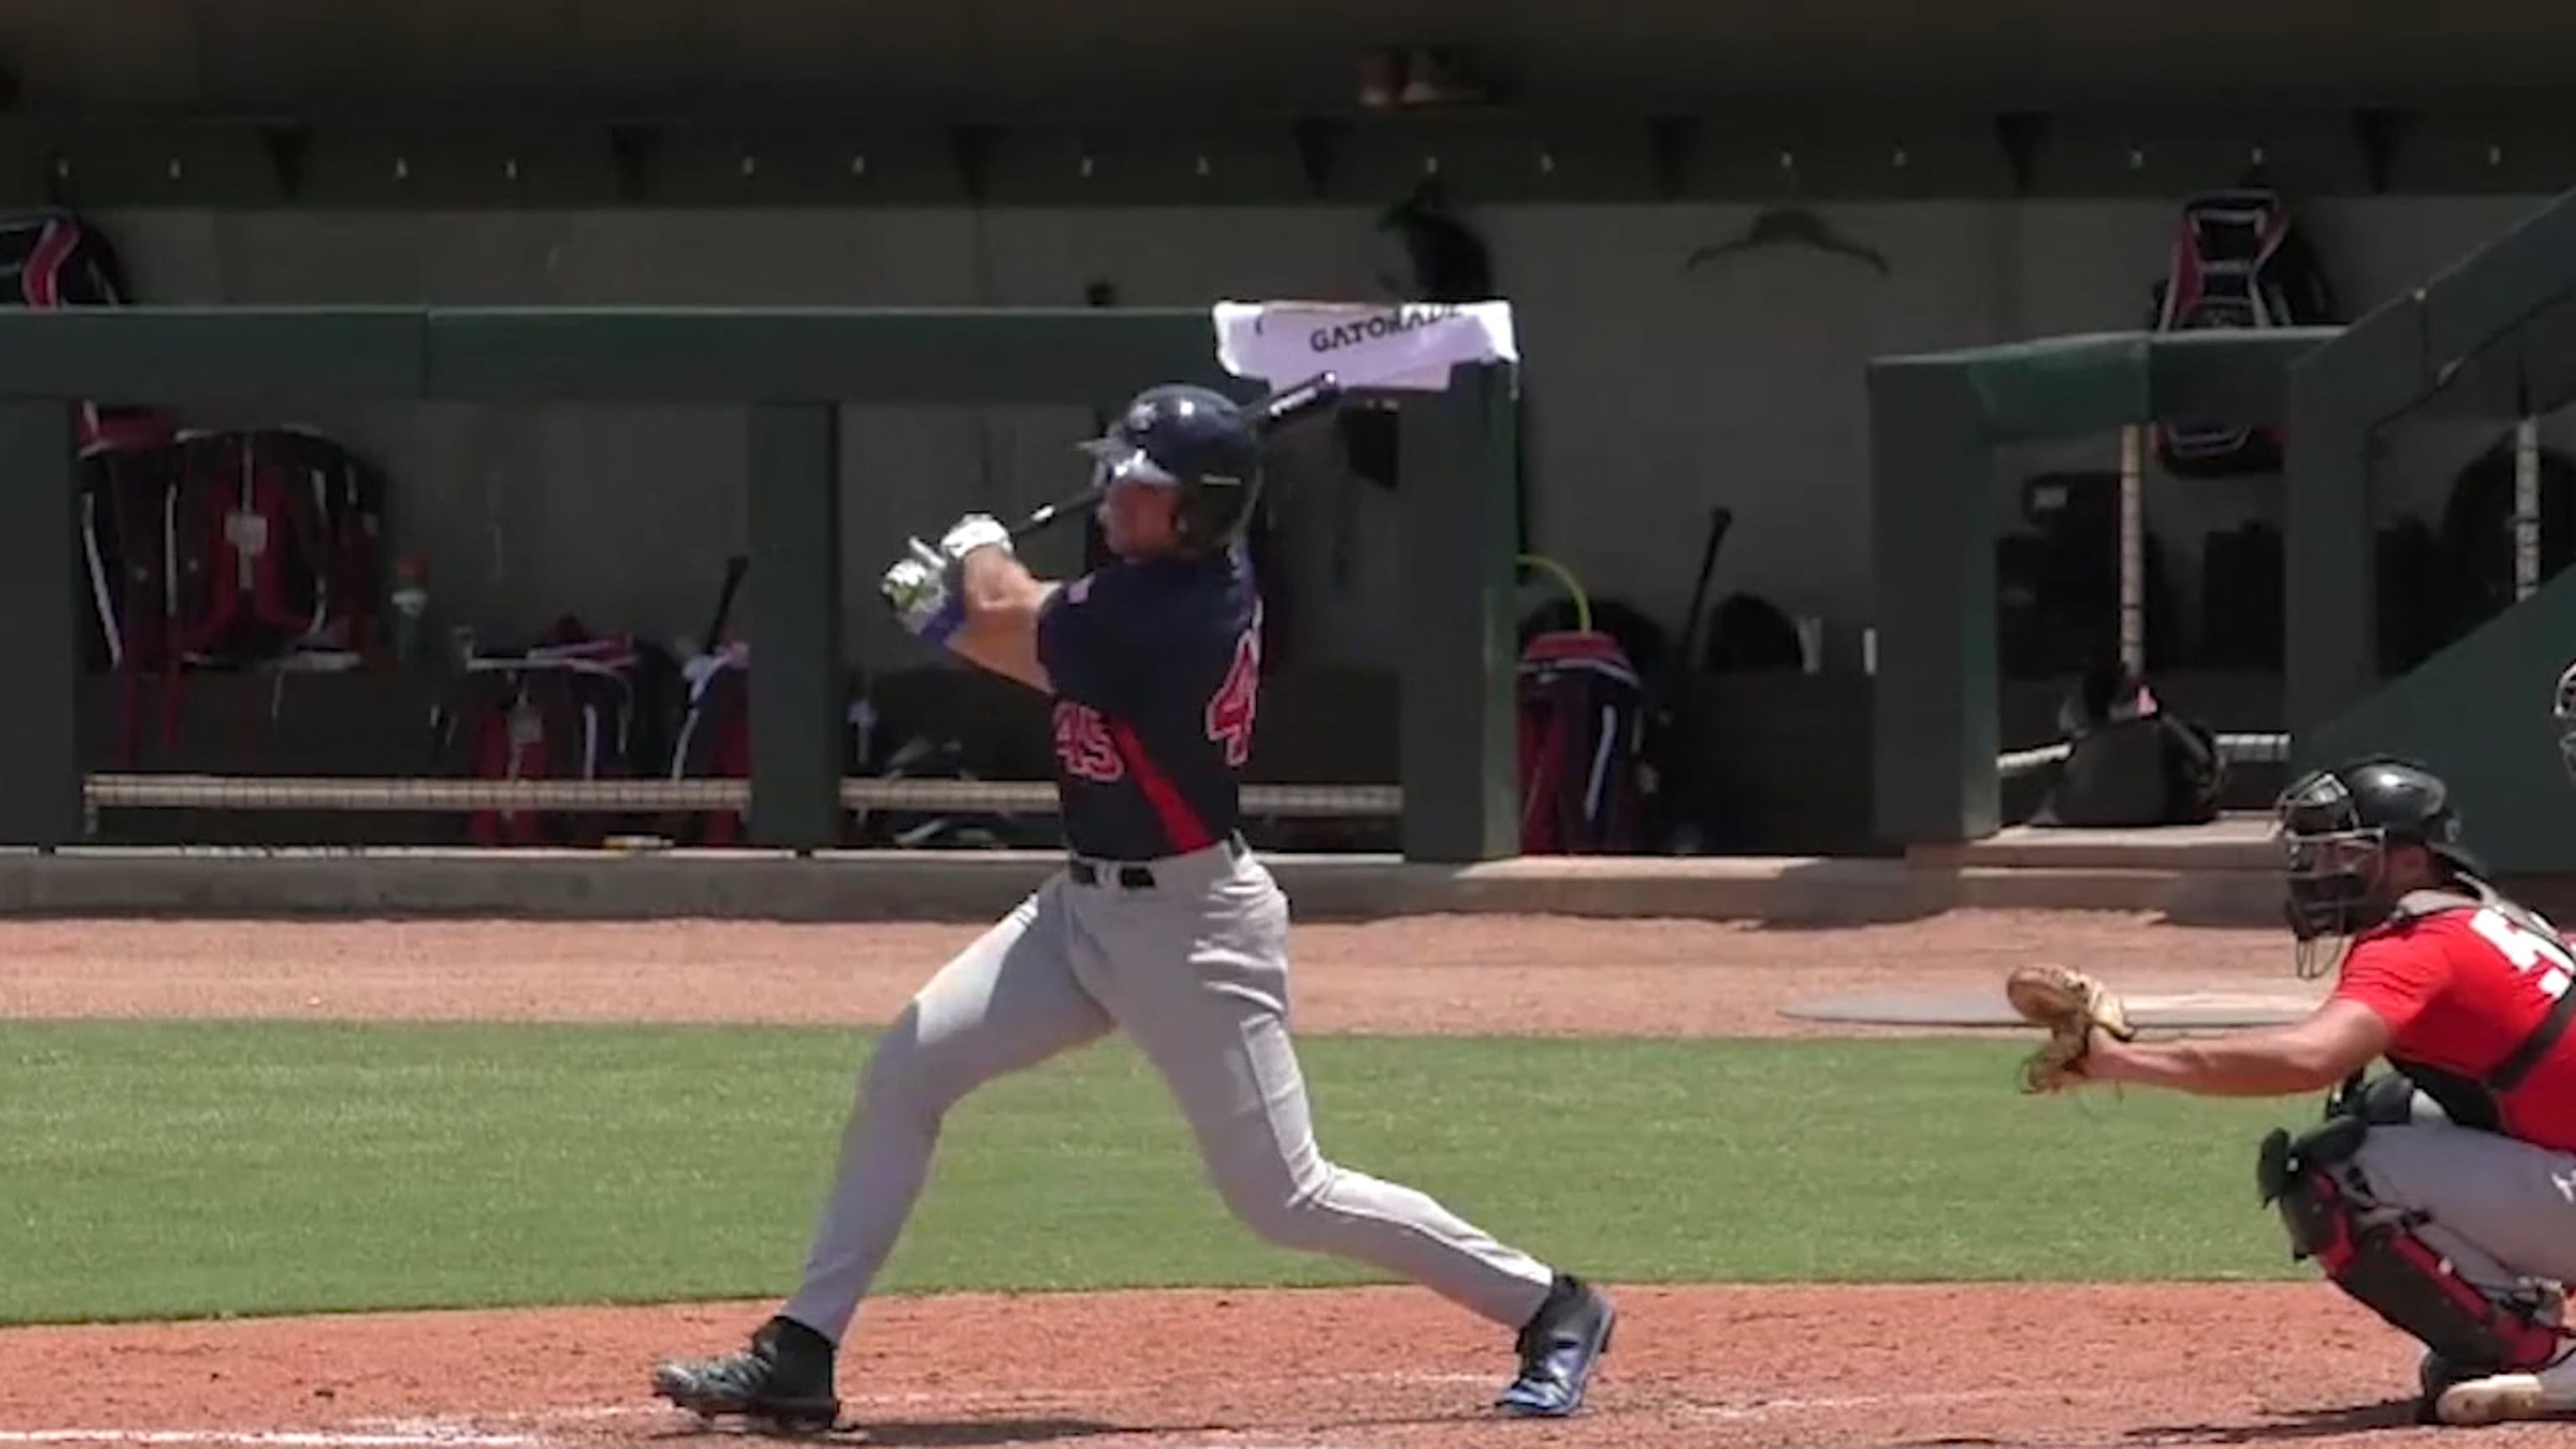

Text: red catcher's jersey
xmin=2334 ymin=903 xmax=2576 ymax=1150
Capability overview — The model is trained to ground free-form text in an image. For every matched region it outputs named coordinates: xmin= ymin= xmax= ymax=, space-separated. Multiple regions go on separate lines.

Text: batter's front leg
xmin=780 ymin=877 xmax=1114 ymax=1343
xmin=654 ymin=881 xmax=1113 ymax=1429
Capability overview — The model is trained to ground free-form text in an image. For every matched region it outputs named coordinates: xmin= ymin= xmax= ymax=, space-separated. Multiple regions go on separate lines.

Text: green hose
xmin=1515 ymin=553 xmax=1592 ymax=634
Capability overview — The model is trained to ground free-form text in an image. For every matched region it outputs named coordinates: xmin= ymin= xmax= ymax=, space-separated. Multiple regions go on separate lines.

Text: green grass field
xmin=0 ymin=1021 xmax=2323 ymax=1326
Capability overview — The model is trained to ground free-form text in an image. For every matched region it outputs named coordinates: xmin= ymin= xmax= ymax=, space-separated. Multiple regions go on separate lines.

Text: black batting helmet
xmin=1078 ymin=383 xmax=1264 ymax=557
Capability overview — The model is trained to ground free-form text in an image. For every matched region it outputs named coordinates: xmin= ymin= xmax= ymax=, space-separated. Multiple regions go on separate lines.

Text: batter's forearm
xmin=946 ymin=548 xmax=1057 ymax=692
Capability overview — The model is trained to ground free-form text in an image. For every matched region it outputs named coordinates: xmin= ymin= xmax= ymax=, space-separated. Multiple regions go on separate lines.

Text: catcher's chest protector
xmin=2377 ymin=888 xmax=2576 ymax=1133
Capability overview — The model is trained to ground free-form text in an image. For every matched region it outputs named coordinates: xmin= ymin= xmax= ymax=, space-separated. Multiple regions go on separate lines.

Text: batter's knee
xmin=1218 ymin=1166 xmax=1346 ymax=1252
xmin=1228 ymin=1189 xmax=1341 ymax=1252
xmin=857 ymin=1005 xmax=949 ymax=1124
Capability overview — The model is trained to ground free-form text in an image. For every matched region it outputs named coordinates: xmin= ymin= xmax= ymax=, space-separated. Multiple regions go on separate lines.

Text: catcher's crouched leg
xmin=2257 ymin=1118 xmax=2563 ymax=1416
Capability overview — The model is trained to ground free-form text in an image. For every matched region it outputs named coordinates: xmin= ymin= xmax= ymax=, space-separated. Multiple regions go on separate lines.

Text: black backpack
xmin=1702 ymin=594 xmax=1806 ymax=673
xmin=2033 ymin=669 xmax=2225 ymax=828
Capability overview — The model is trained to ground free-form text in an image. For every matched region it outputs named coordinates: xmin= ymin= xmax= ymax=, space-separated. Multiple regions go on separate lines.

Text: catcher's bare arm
xmin=2084 ymin=999 xmax=2391 ymax=1096
xmin=948 ymin=546 xmax=1057 ymax=693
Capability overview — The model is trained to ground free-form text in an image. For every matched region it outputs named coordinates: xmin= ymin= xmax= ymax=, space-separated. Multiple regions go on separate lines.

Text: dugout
xmin=2288 ymin=184 xmax=2576 ymax=875
xmin=0 ymin=309 xmax=1527 ymax=864
xmin=1872 ymin=180 xmax=2576 ymax=877
xmin=1867 ymin=329 xmax=2330 ymax=849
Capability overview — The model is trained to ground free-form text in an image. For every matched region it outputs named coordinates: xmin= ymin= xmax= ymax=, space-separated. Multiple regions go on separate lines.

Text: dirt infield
xmin=0 ymin=909 xmax=2554 ymax=1446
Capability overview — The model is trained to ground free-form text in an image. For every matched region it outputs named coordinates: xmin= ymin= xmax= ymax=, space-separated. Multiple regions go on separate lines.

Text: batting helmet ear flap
xmin=1171 ymin=466 xmax=1264 ymax=557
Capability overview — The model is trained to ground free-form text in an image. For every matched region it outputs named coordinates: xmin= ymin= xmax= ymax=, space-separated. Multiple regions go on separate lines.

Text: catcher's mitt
xmin=2004 ymin=964 xmax=2137 ymax=1093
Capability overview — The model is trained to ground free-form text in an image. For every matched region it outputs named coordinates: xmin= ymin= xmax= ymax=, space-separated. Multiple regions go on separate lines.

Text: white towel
xmin=1210 ymin=300 xmax=1517 ymax=392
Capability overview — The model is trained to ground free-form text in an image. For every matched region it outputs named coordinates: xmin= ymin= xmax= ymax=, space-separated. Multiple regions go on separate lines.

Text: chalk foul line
xmin=0 ymin=1423 xmax=535 ymax=1433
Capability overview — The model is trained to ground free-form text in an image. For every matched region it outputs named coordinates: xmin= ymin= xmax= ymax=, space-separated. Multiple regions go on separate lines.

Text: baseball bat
xmin=703 ymin=553 xmax=750 ymax=647
xmin=1248 ymin=371 xmax=1344 ymax=434
xmin=1675 ymin=505 xmax=1734 ymax=676
xmin=1010 ymin=486 xmax=1102 ymax=543
xmin=1640 ymin=504 xmax=1734 ymax=849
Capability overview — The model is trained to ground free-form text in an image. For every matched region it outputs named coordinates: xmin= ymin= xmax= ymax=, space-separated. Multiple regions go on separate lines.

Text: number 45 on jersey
xmin=1051 ymin=626 xmax=1261 ymax=782
xmin=1204 ymin=627 xmax=1259 ymax=768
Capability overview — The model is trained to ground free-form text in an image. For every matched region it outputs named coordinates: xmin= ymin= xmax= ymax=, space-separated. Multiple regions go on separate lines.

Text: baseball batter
xmin=2038 ymin=756 xmax=2576 ymax=1426
xmin=652 ymin=382 xmax=1613 ymax=1428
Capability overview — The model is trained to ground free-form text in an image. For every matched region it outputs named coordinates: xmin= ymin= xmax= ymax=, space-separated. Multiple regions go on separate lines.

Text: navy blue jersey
xmin=1036 ymin=546 xmax=1261 ymax=860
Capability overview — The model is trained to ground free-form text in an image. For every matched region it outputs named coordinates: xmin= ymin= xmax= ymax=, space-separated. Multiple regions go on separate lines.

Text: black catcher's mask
xmin=2274 ymin=756 xmax=2475 ymax=978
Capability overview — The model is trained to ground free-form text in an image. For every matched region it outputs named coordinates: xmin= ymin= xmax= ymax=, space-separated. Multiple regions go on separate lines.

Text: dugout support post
xmin=1867 ymin=361 xmax=1998 ymax=844
xmin=1398 ymin=362 xmax=1522 ymax=863
xmin=747 ymin=404 xmax=845 ymax=851
xmin=0 ymin=402 xmax=84 ymax=847
xmin=2282 ymin=342 xmax=2386 ymax=753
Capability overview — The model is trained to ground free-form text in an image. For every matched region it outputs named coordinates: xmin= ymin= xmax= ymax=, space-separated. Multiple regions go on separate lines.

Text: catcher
xmin=2013 ymin=756 xmax=2576 ymax=1426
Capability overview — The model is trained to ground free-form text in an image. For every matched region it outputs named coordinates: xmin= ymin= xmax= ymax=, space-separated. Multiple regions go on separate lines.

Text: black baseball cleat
xmin=653 ymin=1315 xmax=842 ymax=1431
xmin=1495 ymin=1272 xmax=1616 ymax=1417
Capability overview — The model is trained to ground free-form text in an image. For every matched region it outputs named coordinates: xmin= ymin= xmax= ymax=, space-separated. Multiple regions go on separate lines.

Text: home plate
xmin=1782 ymin=989 xmax=2319 ymax=1030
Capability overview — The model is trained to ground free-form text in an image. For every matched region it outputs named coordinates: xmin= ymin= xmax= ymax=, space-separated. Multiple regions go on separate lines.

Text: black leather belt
xmin=1069 ymin=860 xmax=1159 ymax=889
xmin=1068 ymin=833 xmax=1245 ymax=890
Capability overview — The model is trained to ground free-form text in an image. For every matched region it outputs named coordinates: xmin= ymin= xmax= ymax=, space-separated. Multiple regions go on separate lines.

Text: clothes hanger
xmin=1683 ymin=205 xmax=1889 ymax=276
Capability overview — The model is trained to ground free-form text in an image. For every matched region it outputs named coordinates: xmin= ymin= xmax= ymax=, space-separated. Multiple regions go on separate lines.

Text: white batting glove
xmin=937 ymin=513 xmax=1014 ymax=564
xmin=880 ymin=548 xmax=964 ymax=647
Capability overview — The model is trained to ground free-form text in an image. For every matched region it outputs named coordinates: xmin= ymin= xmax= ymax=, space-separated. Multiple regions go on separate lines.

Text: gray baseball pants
xmin=779 ymin=838 xmax=1557 ymax=1344
xmin=2344 ymin=1118 xmax=2576 ymax=1304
